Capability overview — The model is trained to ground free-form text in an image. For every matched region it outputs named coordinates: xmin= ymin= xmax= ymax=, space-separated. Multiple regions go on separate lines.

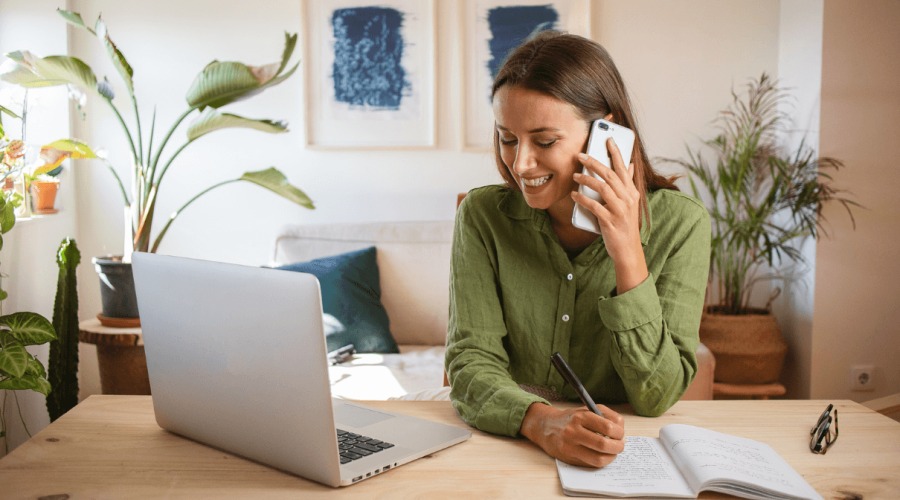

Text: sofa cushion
xmin=272 ymin=221 xmax=454 ymax=346
xmin=277 ymin=247 xmax=399 ymax=353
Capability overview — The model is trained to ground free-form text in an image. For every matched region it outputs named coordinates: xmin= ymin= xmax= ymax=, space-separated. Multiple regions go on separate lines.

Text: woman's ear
xmin=603 ymin=113 xmax=613 ymax=121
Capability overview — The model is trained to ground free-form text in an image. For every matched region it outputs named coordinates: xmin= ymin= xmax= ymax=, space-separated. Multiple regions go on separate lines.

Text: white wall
xmin=772 ymin=0 xmax=823 ymax=399
xmin=593 ymin=0 xmax=780 ymax=176
xmin=813 ymin=0 xmax=900 ymax=402
xmin=0 ymin=0 xmax=75 ymax=456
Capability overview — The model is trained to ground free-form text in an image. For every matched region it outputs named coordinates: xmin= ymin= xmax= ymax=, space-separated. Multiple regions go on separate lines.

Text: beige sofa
xmin=272 ymin=220 xmax=714 ymax=401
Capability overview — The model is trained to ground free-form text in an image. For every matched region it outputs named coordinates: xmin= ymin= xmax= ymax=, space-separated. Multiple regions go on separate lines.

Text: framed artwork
xmin=304 ymin=0 xmax=436 ymax=148
xmin=461 ymin=0 xmax=591 ymax=151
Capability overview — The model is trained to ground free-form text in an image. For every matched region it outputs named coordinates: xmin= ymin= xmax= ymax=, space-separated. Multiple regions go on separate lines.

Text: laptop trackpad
xmin=334 ymin=404 xmax=395 ymax=428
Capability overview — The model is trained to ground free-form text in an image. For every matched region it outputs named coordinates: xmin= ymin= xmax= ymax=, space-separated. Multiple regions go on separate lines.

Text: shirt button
xmin=562 ymin=314 xmax=570 ymax=322
xmin=567 ymin=273 xmax=573 ymax=280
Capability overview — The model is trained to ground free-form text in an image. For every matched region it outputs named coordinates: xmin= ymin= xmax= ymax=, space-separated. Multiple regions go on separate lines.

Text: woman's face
xmin=492 ymin=85 xmax=590 ymax=213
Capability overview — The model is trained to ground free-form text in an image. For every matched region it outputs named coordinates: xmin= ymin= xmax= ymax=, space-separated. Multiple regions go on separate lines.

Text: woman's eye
xmin=537 ymin=140 xmax=557 ymax=149
xmin=499 ymin=137 xmax=518 ymax=146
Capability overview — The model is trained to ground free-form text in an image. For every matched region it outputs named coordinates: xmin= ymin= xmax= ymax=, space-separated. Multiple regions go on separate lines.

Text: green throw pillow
xmin=277 ymin=247 xmax=399 ymax=354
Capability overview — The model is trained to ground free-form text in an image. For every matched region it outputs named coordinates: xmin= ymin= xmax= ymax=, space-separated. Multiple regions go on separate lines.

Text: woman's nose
xmin=512 ymin=142 xmax=537 ymax=175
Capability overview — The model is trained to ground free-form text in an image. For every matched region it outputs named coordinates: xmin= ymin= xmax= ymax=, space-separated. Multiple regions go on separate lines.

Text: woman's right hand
xmin=519 ymin=402 xmax=626 ymax=468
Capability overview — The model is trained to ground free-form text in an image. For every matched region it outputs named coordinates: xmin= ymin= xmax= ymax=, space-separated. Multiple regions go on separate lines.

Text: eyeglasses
xmin=810 ymin=404 xmax=838 ymax=454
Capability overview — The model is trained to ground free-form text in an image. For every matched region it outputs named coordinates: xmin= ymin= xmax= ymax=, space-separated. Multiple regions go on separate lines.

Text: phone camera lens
xmin=598 ymin=122 xmax=609 ymax=130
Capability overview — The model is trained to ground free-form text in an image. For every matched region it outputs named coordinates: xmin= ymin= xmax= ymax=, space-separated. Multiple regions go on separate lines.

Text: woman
xmin=445 ymin=31 xmax=711 ymax=468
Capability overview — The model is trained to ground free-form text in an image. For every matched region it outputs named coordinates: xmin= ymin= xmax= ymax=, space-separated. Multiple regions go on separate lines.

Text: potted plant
xmin=0 ymin=190 xmax=56 ymax=454
xmin=0 ymin=9 xmax=313 ymax=321
xmin=661 ymin=74 xmax=860 ymax=385
xmin=29 ymin=173 xmax=60 ymax=213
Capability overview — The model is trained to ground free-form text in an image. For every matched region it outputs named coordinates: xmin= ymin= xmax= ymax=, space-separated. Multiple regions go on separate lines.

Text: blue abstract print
xmin=486 ymin=5 xmax=559 ymax=80
xmin=331 ymin=7 xmax=409 ymax=110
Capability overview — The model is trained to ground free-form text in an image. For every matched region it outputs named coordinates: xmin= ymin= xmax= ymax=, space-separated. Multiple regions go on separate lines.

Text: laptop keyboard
xmin=337 ymin=429 xmax=395 ymax=464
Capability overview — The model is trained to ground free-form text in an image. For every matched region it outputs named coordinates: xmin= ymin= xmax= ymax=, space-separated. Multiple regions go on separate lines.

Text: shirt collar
xmin=498 ymin=188 xmax=533 ymax=220
xmin=499 ymin=187 xmax=653 ymax=247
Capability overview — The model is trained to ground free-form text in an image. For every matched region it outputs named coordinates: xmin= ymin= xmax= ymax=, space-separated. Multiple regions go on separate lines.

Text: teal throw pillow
xmin=277 ymin=247 xmax=399 ymax=354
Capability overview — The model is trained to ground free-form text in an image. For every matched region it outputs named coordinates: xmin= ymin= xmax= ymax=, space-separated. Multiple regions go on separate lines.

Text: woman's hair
xmin=491 ymin=31 xmax=679 ymax=225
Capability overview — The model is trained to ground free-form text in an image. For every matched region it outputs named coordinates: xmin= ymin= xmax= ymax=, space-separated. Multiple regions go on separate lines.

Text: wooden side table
xmin=79 ymin=318 xmax=151 ymax=395
xmin=713 ymin=381 xmax=786 ymax=400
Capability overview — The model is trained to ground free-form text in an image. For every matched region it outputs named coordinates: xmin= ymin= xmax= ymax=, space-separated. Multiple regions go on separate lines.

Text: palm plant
xmin=0 ymin=9 xmax=313 ymax=259
xmin=661 ymin=73 xmax=859 ymax=315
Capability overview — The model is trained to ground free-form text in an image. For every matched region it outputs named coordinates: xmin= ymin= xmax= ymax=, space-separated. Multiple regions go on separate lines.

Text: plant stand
xmin=78 ymin=318 xmax=150 ymax=395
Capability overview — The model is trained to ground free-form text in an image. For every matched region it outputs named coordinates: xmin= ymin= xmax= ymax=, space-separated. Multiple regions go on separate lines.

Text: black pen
xmin=551 ymin=352 xmax=605 ymax=418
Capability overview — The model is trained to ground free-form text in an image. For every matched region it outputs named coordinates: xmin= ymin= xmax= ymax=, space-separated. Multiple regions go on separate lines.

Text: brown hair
xmin=491 ymin=31 xmax=679 ymax=226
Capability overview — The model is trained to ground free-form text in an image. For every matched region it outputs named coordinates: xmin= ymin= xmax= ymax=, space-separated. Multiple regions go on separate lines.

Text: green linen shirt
xmin=445 ymin=185 xmax=712 ymax=437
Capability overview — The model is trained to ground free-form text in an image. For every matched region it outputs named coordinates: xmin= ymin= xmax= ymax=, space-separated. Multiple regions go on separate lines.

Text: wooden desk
xmin=1 ymin=397 xmax=899 ymax=499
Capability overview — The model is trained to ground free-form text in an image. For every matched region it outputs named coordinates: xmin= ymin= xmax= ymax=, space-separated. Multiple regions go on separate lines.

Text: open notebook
xmin=557 ymin=424 xmax=822 ymax=500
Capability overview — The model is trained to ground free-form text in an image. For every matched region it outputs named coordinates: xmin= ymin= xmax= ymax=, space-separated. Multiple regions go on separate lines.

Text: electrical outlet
xmin=850 ymin=365 xmax=876 ymax=392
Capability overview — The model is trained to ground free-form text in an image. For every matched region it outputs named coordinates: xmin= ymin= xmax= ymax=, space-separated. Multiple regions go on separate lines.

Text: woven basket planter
xmin=699 ymin=307 xmax=788 ymax=384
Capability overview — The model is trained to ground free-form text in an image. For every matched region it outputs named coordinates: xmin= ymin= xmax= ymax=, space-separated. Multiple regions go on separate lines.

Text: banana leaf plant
xmin=0 ymin=9 xmax=313 ymax=260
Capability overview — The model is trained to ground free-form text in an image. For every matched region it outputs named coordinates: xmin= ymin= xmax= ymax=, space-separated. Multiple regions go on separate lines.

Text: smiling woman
xmin=444 ymin=31 xmax=712 ymax=469
xmin=493 ymin=86 xmax=588 ymax=215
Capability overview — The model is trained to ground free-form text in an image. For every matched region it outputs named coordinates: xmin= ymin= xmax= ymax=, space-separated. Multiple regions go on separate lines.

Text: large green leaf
xmin=0 ymin=312 xmax=56 ymax=346
xmin=41 ymin=139 xmax=100 ymax=159
xmin=36 ymin=138 xmax=100 ymax=176
xmin=239 ymin=167 xmax=313 ymax=209
xmin=0 ymin=104 xmax=17 ymax=139
xmin=24 ymin=355 xmax=46 ymax=378
xmin=2 ymin=51 xmax=100 ymax=96
xmin=95 ymin=17 xmax=134 ymax=94
xmin=185 ymin=62 xmax=261 ymax=110
xmin=0 ymin=373 xmax=51 ymax=396
xmin=187 ymin=110 xmax=288 ymax=142
xmin=0 ymin=336 xmax=28 ymax=378
xmin=275 ymin=30 xmax=298 ymax=76
xmin=0 ymin=196 xmax=15 ymax=234
xmin=0 ymin=60 xmax=68 ymax=87
xmin=185 ymin=32 xmax=298 ymax=110
xmin=0 ymin=104 xmax=20 ymax=119
xmin=57 ymin=9 xmax=96 ymax=34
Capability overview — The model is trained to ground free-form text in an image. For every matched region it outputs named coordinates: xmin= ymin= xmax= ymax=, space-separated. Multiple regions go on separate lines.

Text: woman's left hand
xmin=571 ymin=138 xmax=648 ymax=293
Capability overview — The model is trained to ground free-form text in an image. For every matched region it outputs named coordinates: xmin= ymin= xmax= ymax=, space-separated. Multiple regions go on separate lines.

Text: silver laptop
xmin=132 ymin=252 xmax=471 ymax=487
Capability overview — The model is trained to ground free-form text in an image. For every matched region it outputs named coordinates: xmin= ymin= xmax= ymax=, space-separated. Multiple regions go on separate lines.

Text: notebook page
xmin=556 ymin=436 xmax=694 ymax=498
xmin=659 ymin=424 xmax=823 ymax=500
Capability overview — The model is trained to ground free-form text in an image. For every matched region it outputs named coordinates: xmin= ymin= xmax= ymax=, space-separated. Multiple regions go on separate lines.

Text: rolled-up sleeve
xmin=597 ymin=211 xmax=711 ymax=416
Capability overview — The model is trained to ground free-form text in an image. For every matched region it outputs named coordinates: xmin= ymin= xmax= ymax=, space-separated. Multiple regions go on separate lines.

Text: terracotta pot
xmin=30 ymin=181 xmax=60 ymax=211
xmin=699 ymin=307 xmax=788 ymax=384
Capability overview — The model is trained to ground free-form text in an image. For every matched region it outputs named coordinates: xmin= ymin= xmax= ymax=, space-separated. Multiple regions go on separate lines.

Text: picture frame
xmin=461 ymin=0 xmax=591 ymax=151
xmin=304 ymin=0 xmax=436 ymax=149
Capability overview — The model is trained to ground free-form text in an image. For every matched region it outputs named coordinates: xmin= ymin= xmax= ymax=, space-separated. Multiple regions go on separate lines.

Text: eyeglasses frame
xmin=809 ymin=404 xmax=839 ymax=454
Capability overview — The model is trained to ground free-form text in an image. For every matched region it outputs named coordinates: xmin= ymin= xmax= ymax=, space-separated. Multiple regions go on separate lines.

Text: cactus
xmin=46 ymin=238 xmax=80 ymax=422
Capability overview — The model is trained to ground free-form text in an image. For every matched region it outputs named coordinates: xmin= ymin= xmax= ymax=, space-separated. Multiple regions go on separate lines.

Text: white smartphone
xmin=571 ymin=119 xmax=636 ymax=234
